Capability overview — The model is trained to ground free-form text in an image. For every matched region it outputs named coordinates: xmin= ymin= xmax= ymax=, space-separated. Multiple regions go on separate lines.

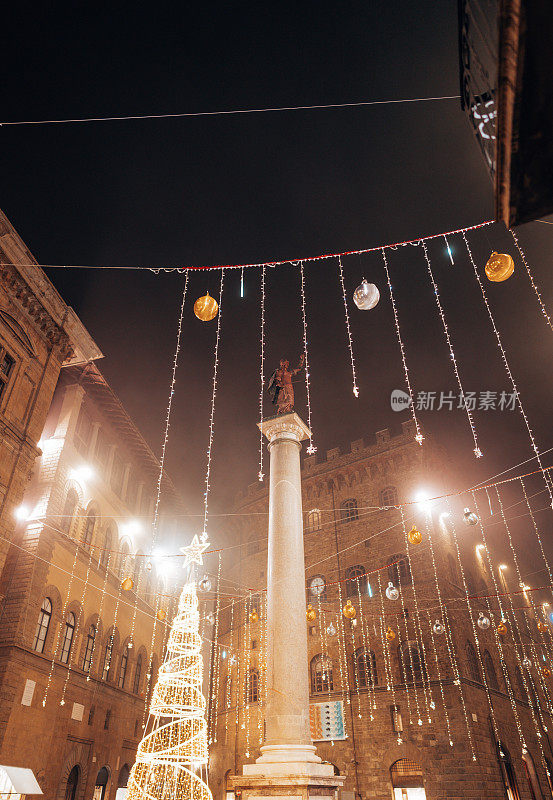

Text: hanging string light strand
xmin=420 ymin=239 xmax=481 ymax=457
xmin=299 ymin=261 xmax=316 ymax=453
xmin=258 ymin=265 xmax=266 ymax=481
xmin=202 ymin=269 xmax=225 ymax=540
xmin=510 ymin=228 xmax=553 ymax=332
xmin=337 ymin=255 xmax=359 ymax=397
xmin=381 ymin=248 xmax=423 ymax=444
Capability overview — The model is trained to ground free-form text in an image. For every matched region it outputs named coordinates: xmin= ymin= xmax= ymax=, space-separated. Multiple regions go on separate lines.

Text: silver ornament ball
xmin=199 ymin=575 xmax=212 ymax=593
xmin=463 ymin=507 xmax=479 ymax=526
xmin=353 ymin=279 xmax=380 ymax=311
xmin=386 ymin=581 xmax=399 ymax=601
xmin=477 ymin=612 xmax=490 ymax=630
xmin=433 ymin=619 xmax=445 ymax=635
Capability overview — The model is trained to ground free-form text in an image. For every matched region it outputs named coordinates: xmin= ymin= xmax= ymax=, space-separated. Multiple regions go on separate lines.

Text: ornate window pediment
xmin=0 ymin=309 xmax=35 ymax=355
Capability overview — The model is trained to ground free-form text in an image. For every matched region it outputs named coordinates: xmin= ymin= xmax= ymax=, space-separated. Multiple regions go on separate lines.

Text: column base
xmin=230 ymin=765 xmax=344 ymax=800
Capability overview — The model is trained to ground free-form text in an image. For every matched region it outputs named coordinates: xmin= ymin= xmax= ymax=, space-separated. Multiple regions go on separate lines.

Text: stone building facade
xmin=0 ymin=208 xmax=101 ymax=581
xmin=0 ymin=361 xmax=185 ymax=800
xmin=209 ymin=420 xmax=553 ymax=800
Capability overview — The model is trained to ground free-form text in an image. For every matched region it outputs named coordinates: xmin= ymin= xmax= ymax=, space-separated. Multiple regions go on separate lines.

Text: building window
xmin=310 ymin=654 xmax=333 ymax=694
xmin=134 ymin=719 xmax=139 ymax=738
xmin=74 ymin=407 xmax=92 ymax=454
xmin=125 ymin=472 xmax=138 ymax=510
xmin=379 ymin=486 xmax=398 ymax=508
xmin=345 ymin=564 xmax=367 ymax=597
xmin=483 ymin=649 xmax=499 ymax=690
xmin=400 ymin=643 xmax=427 ymax=684
xmin=390 ymin=759 xmax=425 ymax=797
xmin=354 ymin=648 xmax=378 ymax=687
xmin=102 ymin=641 xmax=113 ymax=681
xmin=390 ymin=705 xmax=403 ymax=733
xmin=82 ymin=625 xmax=96 ymax=672
xmin=133 ymin=552 xmax=142 ymax=586
xmin=118 ymin=541 xmax=130 ymax=578
xmin=308 ymin=575 xmax=326 ymax=600
xmin=88 ymin=705 xmax=95 ymax=725
xmin=515 ymin=666 xmax=526 ymax=699
xmin=499 ymin=745 xmax=520 ymax=800
xmin=306 ymin=509 xmax=321 ymax=532
xmin=250 ymin=595 xmax=261 ymax=615
xmin=340 ymin=499 xmax=358 ymax=523
xmin=247 ymin=669 xmax=259 ymax=703
xmin=94 ymin=428 xmax=110 ymax=467
xmin=388 ymin=555 xmax=411 ymax=586
xmin=111 ymin=452 xmax=125 ymax=497
xmin=465 ymin=641 xmax=480 ymax=681
xmin=447 ymin=553 xmax=457 ymax=584
xmin=100 ymin=525 xmax=114 ymax=569
xmin=60 ymin=489 xmax=79 ymax=536
xmin=133 ymin=653 xmax=143 ymax=694
xmin=82 ymin=508 xmax=97 ymax=551
xmin=118 ymin=646 xmax=129 ymax=689
xmin=104 ymin=709 xmax=111 ymax=730
xmin=60 ymin=611 xmax=76 ymax=664
xmin=32 ymin=597 xmax=52 ymax=653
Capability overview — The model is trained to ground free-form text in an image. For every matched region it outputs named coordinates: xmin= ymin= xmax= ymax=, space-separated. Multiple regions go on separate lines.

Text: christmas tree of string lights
xmin=127 ymin=535 xmax=212 ymax=800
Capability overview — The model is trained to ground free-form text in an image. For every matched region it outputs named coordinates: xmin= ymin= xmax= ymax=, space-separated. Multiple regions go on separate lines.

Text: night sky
xmin=3 ymin=2 xmax=553 ymax=566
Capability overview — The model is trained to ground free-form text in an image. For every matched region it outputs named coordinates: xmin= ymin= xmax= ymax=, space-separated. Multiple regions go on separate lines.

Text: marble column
xmin=238 ymin=412 xmax=340 ymax=785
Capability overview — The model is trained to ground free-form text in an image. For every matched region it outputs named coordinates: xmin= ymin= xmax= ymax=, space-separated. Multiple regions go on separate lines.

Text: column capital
xmin=258 ymin=412 xmax=311 ymax=445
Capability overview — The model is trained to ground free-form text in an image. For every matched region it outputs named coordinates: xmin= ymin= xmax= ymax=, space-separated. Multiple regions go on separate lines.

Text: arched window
xmin=498 ymin=744 xmax=520 ymax=800
xmin=118 ymin=764 xmax=130 ymax=789
xmin=464 ymin=568 xmax=476 ymax=595
xmin=32 ymin=597 xmax=52 ymax=653
xmin=306 ymin=508 xmax=321 ymax=532
xmin=82 ymin=625 xmax=96 ymax=671
xmin=390 ymin=759 xmax=424 ymax=796
xmin=133 ymin=653 xmax=143 ymax=694
xmin=133 ymin=552 xmax=143 ymax=586
xmin=483 ymin=649 xmax=499 ymax=690
xmin=516 ymin=665 xmax=527 ymax=699
xmin=354 ymin=648 xmax=377 ymax=688
xmin=310 ymin=654 xmax=333 ymax=694
xmin=118 ymin=540 xmax=130 ymax=578
xmin=118 ymin=646 xmax=129 ymax=688
xmin=100 ymin=525 xmax=114 ymax=568
xmin=465 ymin=641 xmax=480 ymax=681
xmin=102 ymin=641 xmax=114 ymax=681
xmin=379 ymin=486 xmax=398 ymax=508
xmin=60 ymin=611 xmax=76 ymax=664
xmin=65 ymin=765 xmax=80 ymax=800
xmin=60 ymin=489 xmax=78 ymax=536
xmin=400 ymin=643 xmax=427 ymax=684
xmin=523 ymin=752 xmax=541 ymax=800
xmin=94 ymin=767 xmax=109 ymax=800
xmin=340 ymin=499 xmax=358 ymax=523
xmin=82 ymin=508 xmax=97 ymax=551
xmin=345 ymin=564 xmax=367 ymax=597
xmin=247 ymin=668 xmax=259 ymax=703
xmin=388 ymin=554 xmax=411 ymax=586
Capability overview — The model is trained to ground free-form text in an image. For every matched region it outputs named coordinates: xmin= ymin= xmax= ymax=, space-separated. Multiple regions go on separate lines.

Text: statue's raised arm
xmin=267 ymin=355 xmax=304 ymax=414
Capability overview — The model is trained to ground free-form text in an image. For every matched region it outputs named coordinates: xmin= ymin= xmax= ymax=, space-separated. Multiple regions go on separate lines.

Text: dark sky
xmin=3 ymin=1 xmax=553 ymax=563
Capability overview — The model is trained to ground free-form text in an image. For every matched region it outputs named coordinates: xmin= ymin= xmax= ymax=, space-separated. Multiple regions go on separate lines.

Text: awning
xmin=0 ymin=766 xmax=42 ymax=795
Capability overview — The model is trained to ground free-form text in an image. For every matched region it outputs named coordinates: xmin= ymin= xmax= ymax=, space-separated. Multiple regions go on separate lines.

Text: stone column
xmin=235 ymin=412 xmax=342 ymax=792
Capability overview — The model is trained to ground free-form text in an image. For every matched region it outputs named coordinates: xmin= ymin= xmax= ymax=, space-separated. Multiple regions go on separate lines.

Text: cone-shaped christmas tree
xmin=127 ymin=536 xmax=212 ymax=800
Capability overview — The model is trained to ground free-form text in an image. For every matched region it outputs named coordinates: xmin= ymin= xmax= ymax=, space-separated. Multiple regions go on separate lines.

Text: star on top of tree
xmin=181 ymin=534 xmax=210 ymax=567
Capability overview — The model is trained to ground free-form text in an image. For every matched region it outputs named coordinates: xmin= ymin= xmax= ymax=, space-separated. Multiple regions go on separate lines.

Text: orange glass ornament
xmin=249 ymin=610 xmax=259 ymax=623
xmin=194 ymin=292 xmax=219 ymax=321
xmin=342 ymin=600 xmax=356 ymax=619
xmin=542 ymin=666 xmax=551 ymax=679
xmin=407 ymin=525 xmax=422 ymax=545
xmin=497 ymin=620 xmax=508 ymax=636
xmin=306 ymin=604 xmax=317 ymax=622
xmin=156 ymin=609 xmax=166 ymax=621
xmin=484 ymin=252 xmax=514 ymax=282
xmin=386 ymin=626 xmax=396 ymax=641
xmin=538 ymin=621 xmax=547 ymax=633
xmin=121 ymin=577 xmax=134 ymax=591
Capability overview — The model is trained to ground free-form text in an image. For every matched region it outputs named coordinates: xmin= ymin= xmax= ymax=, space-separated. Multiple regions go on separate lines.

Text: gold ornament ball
xmin=497 ymin=620 xmax=508 ymax=636
xmin=343 ymin=599 xmax=357 ymax=619
xmin=156 ymin=609 xmax=166 ymax=621
xmin=484 ymin=251 xmax=514 ymax=282
xmin=194 ymin=292 xmax=219 ymax=321
xmin=407 ymin=525 xmax=422 ymax=545
xmin=306 ymin=604 xmax=317 ymax=622
xmin=249 ymin=610 xmax=259 ymax=623
xmin=121 ymin=576 xmax=134 ymax=591
xmin=543 ymin=666 xmax=552 ymax=679
xmin=538 ymin=621 xmax=547 ymax=633
xmin=386 ymin=626 xmax=396 ymax=641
